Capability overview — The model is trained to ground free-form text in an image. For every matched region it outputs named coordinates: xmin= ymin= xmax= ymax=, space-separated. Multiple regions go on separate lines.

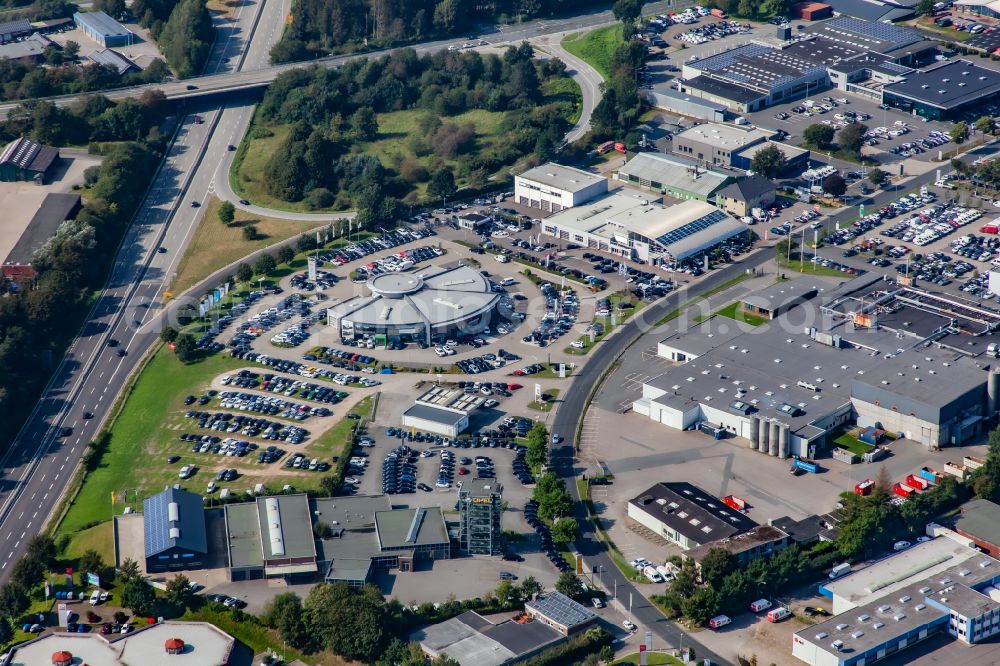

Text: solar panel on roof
xmin=655 ymin=209 xmax=729 ymax=247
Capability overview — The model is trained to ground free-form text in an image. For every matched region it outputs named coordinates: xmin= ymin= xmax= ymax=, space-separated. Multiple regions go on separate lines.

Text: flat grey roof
xmin=684 ymin=525 xmax=789 ymax=562
xmin=783 ymin=36 xmax=865 ymax=65
xmin=883 ymin=59 xmax=1000 ymax=110
xmin=743 ymin=277 xmax=833 ymax=311
xmin=0 ymin=39 xmax=46 ymax=60
xmin=630 ymin=482 xmax=758 ymax=544
xmin=801 ymin=16 xmax=921 ymax=53
xmin=376 ymin=507 xmax=450 ymax=550
xmin=412 ymin=611 xmax=563 ymax=665
xmin=732 ymin=139 xmax=810 ymax=162
xmin=73 ymin=11 xmax=131 ymax=37
xmin=224 ymin=502 xmax=263 ymax=569
xmin=460 ymin=478 xmax=503 ymax=498
xmin=312 ymin=494 xmax=391 ymax=528
xmin=683 ymin=76 xmax=764 ymax=104
xmin=256 ymin=494 xmax=316 ymax=561
xmin=403 ymin=403 xmax=467 ymax=426
xmin=647 ymin=88 xmax=727 ymax=113
xmin=658 ymin=319 xmax=744 ymax=357
xmin=954 ymin=499 xmax=1000 ymax=548
xmin=516 ymin=163 xmax=606 ymax=193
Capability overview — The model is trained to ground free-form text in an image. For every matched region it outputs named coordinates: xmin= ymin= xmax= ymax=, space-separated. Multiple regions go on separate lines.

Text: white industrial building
xmin=794 ymin=539 xmax=1000 ymax=666
xmin=401 ymin=385 xmax=482 ymax=437
xmin=539 ymin=192 xmax=747 ymax=264
xmin=514 ymin=163 xmax=608 ymax=213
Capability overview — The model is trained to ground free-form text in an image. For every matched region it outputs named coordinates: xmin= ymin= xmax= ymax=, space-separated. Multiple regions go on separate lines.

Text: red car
xmin=458 ymin=467 xmax=468 ymax=475
xmin=508 ymin=383 xmax=522 ymax=390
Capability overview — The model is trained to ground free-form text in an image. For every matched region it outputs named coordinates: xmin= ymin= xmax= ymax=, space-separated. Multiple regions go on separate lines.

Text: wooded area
xmin=271 ymin=0 xmax=609 ymax=62
xmin=246 ymin=43 xmax=574 ymax=218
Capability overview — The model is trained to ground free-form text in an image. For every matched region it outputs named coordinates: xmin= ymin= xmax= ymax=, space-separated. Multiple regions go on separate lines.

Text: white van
xmin=750 ymin=598 xmax=772 ymax=613
xmin=709 ymin=615 xmax=731 ymax=629
xmin=495 ymin=254 xmax=510 ymax=263
xmin=89 ymin=590 xmax=100 ymax=605
xmin=642 ymin=565 xmax=664 ymax=583
xmin=829 ymin=562 xmax=852 ymax=579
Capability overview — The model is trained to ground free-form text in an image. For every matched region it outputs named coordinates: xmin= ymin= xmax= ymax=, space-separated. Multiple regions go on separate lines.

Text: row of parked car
xmin=304 ymin=346 xmax=378 ymax=365
xmin=673 ymin=19 xmax=750 ymax=44
xmin=228 ymin=349 xmax=381 ymax=388
xmin=253 ymin=374 xmax=350 ymax=405
xmin=216 ymin=390 xmax=332 ymax=419
xmin=290 ymin=269 xmax=337 ymax=291
xmin=350 ymin=246 xmax=445 ymax=280
xmin=383 ymin=445 xmax=420 ymax=494
xmin=525 ymin=499 xmax=571 ymax=573
xmin=229 ymin=293 xmax=312 ymax=350
xmin=320 ymin=229 xmax=437 ymax=268
xmin=523 ymin=283 xmax=578 ymax=348
xmin=879 ymin=202 xmax=981 ymax=247
xmin=183 ymin=411 xmax=309 ymax=444
xmin=270 ymin=310 xmax=326 ymax=348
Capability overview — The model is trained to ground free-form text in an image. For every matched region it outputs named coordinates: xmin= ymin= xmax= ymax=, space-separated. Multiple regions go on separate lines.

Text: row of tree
xmin=589 ymin=18 xmax=644 ymax=143
xmin=270 ymin=0 xmax=610 ymax=63
xmin=0 ymin=49 xmax=167 ymax=104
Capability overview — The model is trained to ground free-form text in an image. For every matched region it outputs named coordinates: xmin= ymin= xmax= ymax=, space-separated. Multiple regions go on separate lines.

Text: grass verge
xmin=562 ymin=25 xmax=622 ymax=80
xmin=576 ymin=479 xmax=646 ymax=584
xmin=654 ymin=273 xmax=753 ymax=326
xmin=694 ymin=301 xmax=768 ymax=327
xmin=612 ymin=653 xmax=685 ymax=666
xmin=565 ymin=294 xmax=644 ymax=355
xmin=528 ymin=388 xmax=561 ymax=412
xmin=169 ymin=198 xmax=332 ymax=295
xmin=833 ymin=431 xmax=874 ymax=457
xmin=776 ymin=254 xmax=856 ymax=278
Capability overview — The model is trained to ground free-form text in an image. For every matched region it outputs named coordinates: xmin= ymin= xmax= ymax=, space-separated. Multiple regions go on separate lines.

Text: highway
xmin=0 ymin=0 xmax=290 ymax=579
xmin=0 ymin=1 xmax=675 ymax=117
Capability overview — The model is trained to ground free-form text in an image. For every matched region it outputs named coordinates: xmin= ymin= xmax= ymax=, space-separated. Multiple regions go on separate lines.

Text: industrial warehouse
xmin=675 ymin=17 xmax=938 ymax=112
xmin=539 ymin=192 xmax=748 ymax=264
xmin=633 ymin=274 xmax=1000 ymax=456
xmin=794 ymin=537 xmax=1000 ymax=666
xmin=326 ymin=264 xmax=503 ymax=345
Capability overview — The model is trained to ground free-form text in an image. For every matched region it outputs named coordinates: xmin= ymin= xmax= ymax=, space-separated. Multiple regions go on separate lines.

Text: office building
xmin=142 ymin=487 xmax=208 ymax=573
xmin=644 ymin=88 xmax=727 ymax=122
xmin=627 ymin=482 xmax=759 ymax=550
xmin=458 ymin=479 xmax=503 ymax=555
xmin=87 ymin=48 xmax=139 ymax=75
xmin=0 ymin=33 xmax=55 ymax=63
xmin=794 ymin=540 xmax=1000 ymax=665
xmin=0 ymin=19 xmax=32 ymax=44
xmin=73 ymin=11 xmax=133 ymax=47
xmin=616 ymin=152 xmax=734 ymax=202
xmin=540 ymin=192 xmax=747 ymax=265
xmin=684 ymin=524 xmax=792 ymax=569
xmin=514 ymin=163 xmax=607 ymax=213
xmin=716 ymin=175 xmax=776 ymax=218
xmin=671 ymin=123 xmax=774 ymax=168
xmin=731 ymin=139 xmax=811 ymax=174
xmin=740 ymin=277 xmax=830 ymax=320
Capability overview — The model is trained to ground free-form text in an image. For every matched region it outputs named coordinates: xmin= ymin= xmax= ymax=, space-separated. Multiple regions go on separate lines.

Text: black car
xmin=107 ymin=339 xmax=119 ymax=347
xmin=158 ymin=247 xmax=167 ymax=253
xmin=167 ymin=455 xmax=180 ymax=464
xmin=82 ymin=411 xmax=94 ymax=419
xmin=59 ymin=427 xmax=72 ymax=437
xmin=239 ymin=199 xmax=250 ymax=205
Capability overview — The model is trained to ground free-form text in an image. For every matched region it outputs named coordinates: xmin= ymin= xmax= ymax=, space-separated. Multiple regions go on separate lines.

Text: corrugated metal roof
xmin=73 ymin=11 xmax=131 ymax=38
xmin=86 ymin=48 xmax=137 ymax=75
xmin=142 ymin=487 xmax=208 ymax=557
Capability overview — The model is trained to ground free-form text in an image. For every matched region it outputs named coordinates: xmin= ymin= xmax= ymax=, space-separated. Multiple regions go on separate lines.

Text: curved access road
xmin=533 ymin=32 xmax=605 ymax=144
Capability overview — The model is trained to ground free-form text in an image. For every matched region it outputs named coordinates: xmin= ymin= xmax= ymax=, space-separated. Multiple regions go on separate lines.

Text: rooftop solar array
xmin=142 ymin=487 xmax=208 ymax=557
xmin=0 ymin=137 xmax=42 ymax=169
xmin=690 ymin=43 xmax=772 ymax=74
xmin=655 ymin=209 xmax=729 ymax=247
xmin=805 ymin=16 xmax=921 ymax=53
xmin=526 ymin=591 xmax=597 ymax=628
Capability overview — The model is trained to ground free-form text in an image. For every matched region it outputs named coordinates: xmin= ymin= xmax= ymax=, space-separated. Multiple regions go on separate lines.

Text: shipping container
xmin=793 ymin=457 xmax=819 ymax=473
xmin=723 ymin=495 xmax=747 ymax=511
xmin=965 ymin=455 xmax=986 ymax=470
xmin=854 ymin=479 xmax=874 ymax=496
xmin=918 ymin=467 xmax=940 ymax=485
xmin=906 ymin=474 xmax=930 ymax=491
xmin=944 ymin=461 xmax=969 ymax=479
xmin=893 ymin=482 xmax=915 ymax=497
xmin=614 ymin=142 xmax=626 ymax=153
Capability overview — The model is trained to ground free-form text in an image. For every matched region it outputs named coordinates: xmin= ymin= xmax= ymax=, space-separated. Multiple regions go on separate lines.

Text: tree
xmin=427 ymin=167 xmax=457 ymax=199
xmin=837 ymin=123 xmax=868 ymax=154
xmin=612 ymin=0 xmax=643 ymax=25
xmin=278 ymin=246 xmax=295 ymax=264
xmin=261 ymin=592 xmax=310 ymax=650
xmin=555 ymin=571 xmax=584 ymax=600
xmin=304 ymin=584 xmax=388 ymax=662
xmin=803 ymin=123 xmax=835 ymax=149
xmin=236 ymin=263 xmax=253 ymax=283
xmin=78 ymin=550 xmax=105 ymax=578
xmin=0 ymin=617 xmax=11 ymax=646
xmin=350 ymin=107 xmax=379 ymax=141
xmin=775 ymin=237 xmax=798 ymax=260
xmin=218 ymin=200 xmax=235 ymax=225
xmin=122 ymin=579 xmax=156 ymax=617
xmin=699 ymin=548 xmax=737 ymax=589
xmin=951 ymin=122 xmax=970 ymax=144
xmin=750 ymin=144 xmax=787 ymax=178
xmin=525 ymin=422 xmax=548 ymax=469
xmin=160 ymin=326 xmax=178 ymax=343
xmin=552 ymin=517 xmax=579 ymax=544
xmin=519 ymin=575 xmax=542 ymax=601
xmin=242 ymin=224 xmax=258 ymax=241
xmin=433 ymin=0 xmax=459 ymax=32
xmin=495 ymin=580 xmax=519 ymax=609
xmin=173 ymin=333 xmax=198 ymax=362
xmin=868 ymin=168 xmax=887 ymax=186
xmin=64 ymin=40 xmax=80 ymax=59
xmin=917 ymin=0 xmax=934 ymax=13
xmin=0 ymin=583 xmax=29 ymax=620
xmin=117 ymin=557 xmax=142 ymax=584
xmin=977 ymin=116 xmax=996 ymax=136
xmin=822 ymin=173 xmax=846 ymax=197
xmin=253 ymin=253 xmax=276 ymax=275
xmin=682 ymin=587 xmax=721 ymax=626
xmin=165 ymin=574 xmax=193 ymax=607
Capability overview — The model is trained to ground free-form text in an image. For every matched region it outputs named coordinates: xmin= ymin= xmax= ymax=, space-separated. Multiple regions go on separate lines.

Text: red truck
xmin=710 ymin=8 xmax=727 ymax=17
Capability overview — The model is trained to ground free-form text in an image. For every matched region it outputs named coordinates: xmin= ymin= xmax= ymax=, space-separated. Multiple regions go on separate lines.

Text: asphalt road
xmin=0 ymin=0 xmax=288 ymax=579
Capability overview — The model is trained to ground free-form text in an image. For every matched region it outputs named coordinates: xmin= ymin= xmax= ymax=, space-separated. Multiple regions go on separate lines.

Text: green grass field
xmin=834 ymin=431 xmax=874 ymax=456
xmin=562 ymin=25 xmax=623 ymax=80
xmin=57 ymin=346 xmax=359 ymax=541
xmin=714 ymin=301 xmax=768 ymax=327
xmin=612 ymin=652 xmax=685 ymax=665
xmin=528 ymin=388 xmax=561 ymax=412
xmin=776 ymin=255 xmax=855 ymax=278
xmin=566 ymin=294 xmax=642 ymax=355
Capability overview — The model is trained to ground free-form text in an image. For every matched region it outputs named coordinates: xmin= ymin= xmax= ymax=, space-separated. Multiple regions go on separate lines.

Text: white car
xmin=571 ymin=340 xmax=585 ymax=349
xmin=591 ymin=597 xmax=604 ymax=608
xmin=622 ymin=620 xmax=637 ymax=632
xmin=894 ymin=540 xmax=912 ymax=551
